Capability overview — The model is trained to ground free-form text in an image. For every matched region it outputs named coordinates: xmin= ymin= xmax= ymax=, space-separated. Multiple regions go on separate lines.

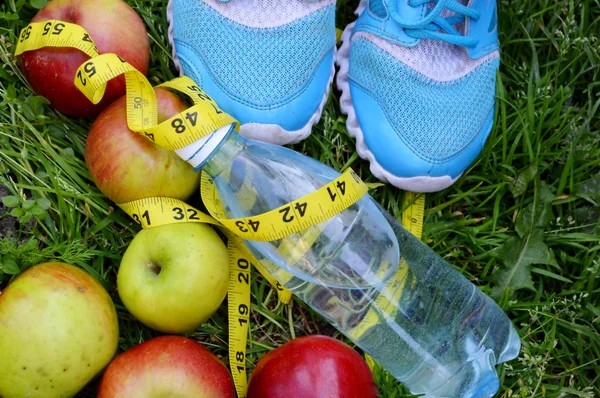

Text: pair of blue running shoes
xmin=168 ymin=0 xmax=500 ymax=193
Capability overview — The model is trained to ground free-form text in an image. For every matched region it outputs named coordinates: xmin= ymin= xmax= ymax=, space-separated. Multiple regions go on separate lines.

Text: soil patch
xmin=0 ymin=184 xmax=18 ymax=238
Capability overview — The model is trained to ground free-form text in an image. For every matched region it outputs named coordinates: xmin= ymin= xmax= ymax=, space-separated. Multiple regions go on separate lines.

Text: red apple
xmin=85 ymin=87 xmax=201 ymax=204
xmin=97 ymin=336 xmax=235 ymax=398
xmin=247 ymin=335 xmax=378 ymax=398
xmin=18 ymin=0 xmax=150 ymax=118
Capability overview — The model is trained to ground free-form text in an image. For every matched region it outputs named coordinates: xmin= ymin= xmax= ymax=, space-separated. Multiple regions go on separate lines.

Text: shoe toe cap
xmin=346 ymin=37 xmax=498 ymax=183
xmin=350 ymin=79 xmax=495 ymax=181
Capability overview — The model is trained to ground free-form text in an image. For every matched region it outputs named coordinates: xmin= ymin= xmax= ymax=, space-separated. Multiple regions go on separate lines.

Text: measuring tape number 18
xmin=118 ymin=196 xmax=269 ymax=398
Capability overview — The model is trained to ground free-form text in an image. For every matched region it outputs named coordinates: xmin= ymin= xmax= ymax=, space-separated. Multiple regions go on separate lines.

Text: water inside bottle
xmin=255 ymin=209 xmax=521 ymax=397
xmin=200 ymin=132 xmax=521 ymax=397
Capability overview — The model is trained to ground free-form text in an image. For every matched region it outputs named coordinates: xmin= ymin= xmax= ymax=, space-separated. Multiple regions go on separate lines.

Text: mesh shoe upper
xmin=172 ymin=1 xmax=333 ymax=105
xmin=349 ymin=35 xmax=499 ymax=161
xmin=169 ymin=0 xmax=336 ymax=143
xmin=337 ymin=0 xmax=500 ymax=191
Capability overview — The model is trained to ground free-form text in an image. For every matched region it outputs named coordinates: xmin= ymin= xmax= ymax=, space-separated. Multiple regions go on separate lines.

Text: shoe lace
xmin=389 ymin=0 xmax=480 ymax=47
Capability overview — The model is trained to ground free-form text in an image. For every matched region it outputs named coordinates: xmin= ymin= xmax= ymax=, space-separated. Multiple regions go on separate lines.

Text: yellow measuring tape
xmin=117 ymin=172 xmax=369 ymax=395
xmin=358 ymin=191 xmax=426 ymax=371
xmin=73 ymin=54 xmax=238 ymax=150
xmin=14 ymin=22 xmax=258 ymax=398
xmin=200 ymin=169 xmax=367 ymax=242
xmin=15 ymin=20 xmax=370 ymax=397
xmin=15 ymin=20 xmax=99 ymax=58
xmin=401 ymin=192 xmax=425 ymax=240
xmin=335 ymin=27 xmax=344 ymax=44
xmin=16 ymin=20 xmax=428 ymax=396
xmin=15 ymin=20 xmax=237 ymax=150
xmin=117 ymin=196 xmax=289 ymax=397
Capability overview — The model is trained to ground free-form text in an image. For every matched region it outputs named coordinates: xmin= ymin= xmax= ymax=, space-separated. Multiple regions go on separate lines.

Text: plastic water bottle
xmin=176 ymin=126 xmax=521 ymax=398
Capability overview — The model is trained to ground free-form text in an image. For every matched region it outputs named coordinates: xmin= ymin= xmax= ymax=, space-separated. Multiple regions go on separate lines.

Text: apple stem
xmin=146 ymin=262 xmax=162 ymax=277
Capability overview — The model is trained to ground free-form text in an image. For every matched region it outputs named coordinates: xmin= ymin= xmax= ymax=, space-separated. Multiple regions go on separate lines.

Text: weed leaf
xmin=516 ymin=182 xmax=554 ymax=237
xmin=510 ymin=165 xmax=538 ymax=198
xmin=576 ymin=174 xmax=600 ymax=202
xmin=0 ymin=258 xmax=20 ymax=275
xmin=491 ymin=229 xmax=557 ymax=298
xmin=2 ymin=196 xmax=19 ymax=208
xmin=36 ymin=198 xmax=51 ymax=210
xmin=29 ymin=0 xmax=48 ymax=9
xmin=492 ymin=181 xmax=558 ymax=299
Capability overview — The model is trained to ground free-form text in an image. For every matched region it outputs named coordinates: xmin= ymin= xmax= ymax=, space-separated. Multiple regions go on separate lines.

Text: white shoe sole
xmin=335 ymin=2 xmax=459 ymax=192
xmin=166 ymin=0 xmax=335 ymax=146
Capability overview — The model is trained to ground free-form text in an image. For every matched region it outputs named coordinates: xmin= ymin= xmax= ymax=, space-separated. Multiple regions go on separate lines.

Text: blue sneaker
xmin=336 ymin=0 xmax=499 ymax=192
xmin=167 ymin=0 xmax=336 ymax=145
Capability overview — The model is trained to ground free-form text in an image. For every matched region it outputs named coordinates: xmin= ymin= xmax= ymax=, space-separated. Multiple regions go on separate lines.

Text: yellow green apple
xmin=0 ymin=262 xmax=119 ymax=397
xmin=117 ymin=223 xmax=229 ymax=334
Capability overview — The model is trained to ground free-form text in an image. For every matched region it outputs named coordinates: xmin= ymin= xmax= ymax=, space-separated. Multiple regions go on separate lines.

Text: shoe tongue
xmin=390 ymin=0 xmax=427 ymax=25
xmin=390 ymin=0 xmax=470 ymax=35
xmin=433 ymin=0 xmax=470 ymax=35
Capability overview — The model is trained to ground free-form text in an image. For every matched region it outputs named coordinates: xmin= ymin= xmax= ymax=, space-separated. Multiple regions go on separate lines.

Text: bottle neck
xmin=174 ymin=123 xmax=242 ymax=174
xmin=202 ymin=129 xmax=246 ymax=177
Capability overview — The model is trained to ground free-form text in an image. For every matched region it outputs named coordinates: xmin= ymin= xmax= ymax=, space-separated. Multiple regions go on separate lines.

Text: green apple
xmin=117 ymin=223 xmax=229 ymax=334
xmin=0 ymin=262 xmax=119 ymax=398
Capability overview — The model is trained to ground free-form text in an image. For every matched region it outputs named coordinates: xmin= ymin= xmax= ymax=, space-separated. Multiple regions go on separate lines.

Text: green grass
xmin=1 ymin=0 xmax=599 ymax=397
